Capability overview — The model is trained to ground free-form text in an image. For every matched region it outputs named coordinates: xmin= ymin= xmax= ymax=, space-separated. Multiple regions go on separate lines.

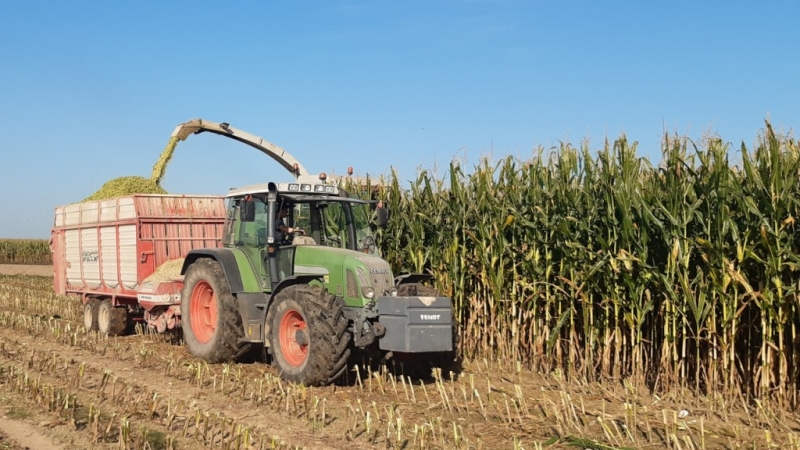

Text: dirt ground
xmin=0 ymin=265 xmax=797 ymax=450
xmin=0 ymin=265 xmax=65 ymax=449
xmin=0 ymin=403 xmax=66 ymax=450
xmin=0 ymin=265 xmax=52 ymax=277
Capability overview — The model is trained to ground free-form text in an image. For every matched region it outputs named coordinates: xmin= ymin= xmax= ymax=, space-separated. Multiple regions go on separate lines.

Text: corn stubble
xmin=2 ymin=272 xmax=800 ymax=449
xmin=371 ymin=121 xmax=800 ymax=407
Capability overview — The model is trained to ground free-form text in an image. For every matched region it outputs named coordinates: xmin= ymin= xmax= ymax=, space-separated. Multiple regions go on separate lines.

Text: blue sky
xmin=1 ymin=1 xmax=797 ymax=238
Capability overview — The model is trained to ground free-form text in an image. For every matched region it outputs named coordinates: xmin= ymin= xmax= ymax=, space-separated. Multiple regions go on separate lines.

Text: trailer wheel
xmin=83 ymin=298 xmax=100 ymax=331
xmin=98 ymin=299 xmax=128 ymax=336
xmin=266 ymin=285 xmax=350 ymax=386
xmin=181 ymin=258 xmax=250 ymax=363
xmin=395 ymin=283 xmax=462 ymax=380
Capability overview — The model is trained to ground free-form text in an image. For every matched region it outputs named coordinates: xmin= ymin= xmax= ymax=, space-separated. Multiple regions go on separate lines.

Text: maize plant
xmin=0 ymin=239 xmax=51 ymax=265
xmin=367 ymin=121 xmax=800 ymax=405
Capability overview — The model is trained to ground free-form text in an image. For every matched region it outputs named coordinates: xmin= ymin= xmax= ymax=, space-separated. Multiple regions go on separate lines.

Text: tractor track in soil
xmin=0 ymin=323 xmax=376 ymax=450
xmin=0 ymin=271 xmax=551 ymax=449
xmin=0 ymin=270 xmax=556 ymax=448
xmin=1 ymin=269 xmax=798 ymax=449
xmin=0 ymin=296 xmax=556 ymax=449
xmin=0 ymin=301 xmax=519 ymax=449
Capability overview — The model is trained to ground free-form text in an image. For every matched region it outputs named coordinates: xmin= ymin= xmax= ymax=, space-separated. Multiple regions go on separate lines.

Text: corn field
xmin=0 ymin=239 xmax=51 ymax=265
xmin=368 ymin=122 xmax=800 ymax=406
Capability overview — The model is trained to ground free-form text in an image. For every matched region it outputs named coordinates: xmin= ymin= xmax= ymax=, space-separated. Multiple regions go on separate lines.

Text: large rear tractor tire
xmin=181 ymin=258 xmax=251 ymax=363
xmin=83 ymin=298 xmax=100 ymax=331
xmin=98 ymin=299 xmax=128 ymax=336
xmin=266 ymin=285 xmax=350 ymax=386
xmin=395 ymin=283 xmax=462 ymax=380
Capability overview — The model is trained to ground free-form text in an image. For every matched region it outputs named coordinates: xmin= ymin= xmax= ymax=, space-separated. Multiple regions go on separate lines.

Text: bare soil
xmin=0 ymin=398 xmax=66 ymax=450
xmin=0 ymin=265 xmax=52 ymax=277
xmin=0 ymin=265 xmax=64 ymax=450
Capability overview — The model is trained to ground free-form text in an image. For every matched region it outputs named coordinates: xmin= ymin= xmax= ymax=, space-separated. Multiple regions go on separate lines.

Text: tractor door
xmin=234 ymin=197 xmax=272 ymax=289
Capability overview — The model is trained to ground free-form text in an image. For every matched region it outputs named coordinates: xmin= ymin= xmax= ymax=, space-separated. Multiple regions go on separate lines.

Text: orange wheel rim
xmin=190 ymin=280 xmax=217 ymax=344
xmin=279 ymin=309 xmax=308 ymax=367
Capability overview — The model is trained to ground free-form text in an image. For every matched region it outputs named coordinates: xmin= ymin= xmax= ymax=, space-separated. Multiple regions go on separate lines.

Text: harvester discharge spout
xmin=171 ymin=118 xmax=309 ymax=178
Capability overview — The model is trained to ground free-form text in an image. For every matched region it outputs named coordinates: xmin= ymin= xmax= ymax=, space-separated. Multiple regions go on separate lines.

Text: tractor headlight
xmin=385 ymin=287 xmax=398 ymax=297
xmin=362 ymin=287 xmax=375 ymax=299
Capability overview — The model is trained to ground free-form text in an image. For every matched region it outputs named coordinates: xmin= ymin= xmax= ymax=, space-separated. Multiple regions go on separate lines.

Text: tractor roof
xmin=227 ymin=176 xmax=342 ymax=199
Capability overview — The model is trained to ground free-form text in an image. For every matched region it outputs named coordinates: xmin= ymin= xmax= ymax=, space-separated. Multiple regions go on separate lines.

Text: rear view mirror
xmin=240 ymin=200 xmax=256 ymax=222
xmin=375 ymin=201 xmax=388 ymax=228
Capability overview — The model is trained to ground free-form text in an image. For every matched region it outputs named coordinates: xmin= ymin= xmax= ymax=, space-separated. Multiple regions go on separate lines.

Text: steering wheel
xmin=361 ymin=235 xmax=376 ymax=253
xmin=279 ymin=228 xmax=303 ymax=244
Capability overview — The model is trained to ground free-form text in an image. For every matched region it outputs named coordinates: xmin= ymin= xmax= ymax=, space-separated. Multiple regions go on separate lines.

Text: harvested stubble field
xmin=0 ymin=270 xmax=798 ymax=450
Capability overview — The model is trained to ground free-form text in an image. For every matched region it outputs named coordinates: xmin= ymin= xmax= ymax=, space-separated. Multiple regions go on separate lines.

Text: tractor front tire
xmin=395 ymin=283 xmax=462 ymax=380
xmin=181 ymin=258 xmax=251 ymax=363
xmin=98 ymin=299 xmax=128 ymax=336
xmin=267 ymin=285 xmax=350 ymax=386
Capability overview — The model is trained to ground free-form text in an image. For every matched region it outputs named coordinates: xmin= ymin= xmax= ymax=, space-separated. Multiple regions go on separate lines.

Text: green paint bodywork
xmin=225 ymin=243 xmax=393 ymax=308
xmin=293 ymin=246 xmax=394 ymax=307
xmin=228 ymin=247 xmax=262 ymax=292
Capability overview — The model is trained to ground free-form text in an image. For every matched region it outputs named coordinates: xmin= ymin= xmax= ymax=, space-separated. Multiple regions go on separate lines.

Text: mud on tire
xmin=83 ymin=297 xmax=100 ymax=331
xmin=266 ymin=285 xmax=350 ymax=386
xmin=181 ymin=258 xmax=251 ymax=363
xmin=98 ymin=299 xmax=128 ymax=336
xmin=394 ymin=283 xmax=462 ymax=380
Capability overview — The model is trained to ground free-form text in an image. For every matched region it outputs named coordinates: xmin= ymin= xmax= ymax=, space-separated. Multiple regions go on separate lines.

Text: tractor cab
xmin=222 ymin=175 xmax=388 ymax=293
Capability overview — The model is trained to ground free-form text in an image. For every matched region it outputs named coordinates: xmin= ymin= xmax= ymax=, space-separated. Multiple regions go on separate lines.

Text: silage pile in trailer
xmin=83 ymin=176 xmax=167 ymax=201
xmin=82 ymin=136 xmax=181 ymax=201
xmin=142 ymin=258 xmax=185 ymax=284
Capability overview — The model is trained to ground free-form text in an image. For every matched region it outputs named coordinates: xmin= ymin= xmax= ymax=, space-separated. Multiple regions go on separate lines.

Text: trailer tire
xmin=98 ymin=299 xmax=128 ymax=336
xmin=395 ymin=283 xmax=461 ymax=380
xmin=83 ymin=298 xmax=100 ymax=331
xmin=181 ymin=258 xmax=250 ymax=363
xmin=267 ymin=285 xmax=350 ymax=386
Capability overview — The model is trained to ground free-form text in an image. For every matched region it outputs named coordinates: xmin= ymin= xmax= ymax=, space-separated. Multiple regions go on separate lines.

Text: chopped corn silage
xmin=142 ymin=258 xmax=185 ymax=284
xmin=83 ymin=135 xmax=181 ymax=201
xmin=83 ymin=176 xmax=167 ymax=201
xmin=151 ymin=136 xmax=180 ymax=186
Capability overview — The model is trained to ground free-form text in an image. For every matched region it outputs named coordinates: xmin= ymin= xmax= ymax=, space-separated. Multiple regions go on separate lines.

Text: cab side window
xmin=238 ymin=198 xmax=268 ymax=246
xmin=294 ymin=203 xmax=311 ymax=232
xmin=254 ymin=199 xmax=268 ymax=242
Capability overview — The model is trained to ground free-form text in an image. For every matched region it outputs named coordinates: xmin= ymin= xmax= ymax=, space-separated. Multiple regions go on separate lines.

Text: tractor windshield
xmin=293 ymin=200 xmax=379 ymax=255
xmin=348 ymin=201 xmax=379 ymax=255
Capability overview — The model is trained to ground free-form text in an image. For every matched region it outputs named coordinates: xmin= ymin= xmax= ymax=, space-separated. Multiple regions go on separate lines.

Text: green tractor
xmin=173 ymin=119 xmax=458 ymax=385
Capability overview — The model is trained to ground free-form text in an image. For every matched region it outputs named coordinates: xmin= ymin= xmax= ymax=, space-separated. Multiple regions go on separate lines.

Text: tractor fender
xmin=394 ymin=273 xmax=434 ymax=287
xmin=262 ymin=274 xmax=323 ymax=347
xmin=182 ymin=249 xmax=246 ymax=293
